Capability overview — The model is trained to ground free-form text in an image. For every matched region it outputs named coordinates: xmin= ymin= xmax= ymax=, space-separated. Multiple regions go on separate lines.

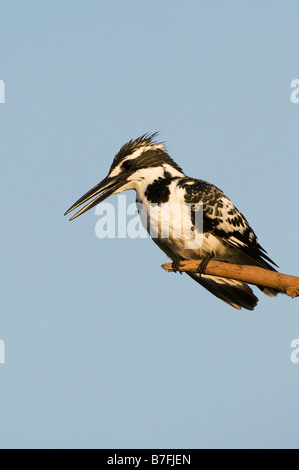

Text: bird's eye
xmin=122 ymin=161 xmax=132 ymax=170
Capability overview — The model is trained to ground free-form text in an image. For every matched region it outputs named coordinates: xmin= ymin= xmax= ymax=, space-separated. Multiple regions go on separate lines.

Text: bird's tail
xmin=187 ymin=272 xmax=259 ymax=310
xmin=257 ymin=285 xmax=279 ymax=297
xmin=224 ymin=247 xmax=280 ymax=298
xmin=241 ymin=254 xmax=280 ymax=298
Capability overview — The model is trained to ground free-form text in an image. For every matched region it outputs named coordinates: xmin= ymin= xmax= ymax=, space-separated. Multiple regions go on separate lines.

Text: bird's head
xmin=65 ymin=133 xmax=184 ymax=220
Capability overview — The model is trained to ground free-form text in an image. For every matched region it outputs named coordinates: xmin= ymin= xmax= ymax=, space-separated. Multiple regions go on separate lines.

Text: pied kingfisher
xmin=65 ymin=133 xmax=278 ymax=310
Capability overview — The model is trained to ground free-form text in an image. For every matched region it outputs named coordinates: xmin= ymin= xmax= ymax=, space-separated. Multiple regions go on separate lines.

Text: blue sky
xmin=0 ymin=0 xmax=299 ymax=449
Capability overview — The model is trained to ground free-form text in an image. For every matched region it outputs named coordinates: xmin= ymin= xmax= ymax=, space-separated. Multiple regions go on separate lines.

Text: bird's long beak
xmin=64 ymin=174 xmax=126 ymax=220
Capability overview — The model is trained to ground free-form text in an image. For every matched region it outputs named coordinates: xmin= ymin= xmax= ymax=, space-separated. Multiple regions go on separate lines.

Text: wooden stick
xmin=161 ymin=260 xmax=299 ymax=298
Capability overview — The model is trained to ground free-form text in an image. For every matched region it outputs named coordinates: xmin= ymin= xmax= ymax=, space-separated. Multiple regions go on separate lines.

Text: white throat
xmin=132 ymin=164 xmax=185 ymax=195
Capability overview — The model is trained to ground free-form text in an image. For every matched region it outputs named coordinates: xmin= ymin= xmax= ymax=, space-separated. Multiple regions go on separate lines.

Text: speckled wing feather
xmin=178 ymin=177 xmax=278 ymax=271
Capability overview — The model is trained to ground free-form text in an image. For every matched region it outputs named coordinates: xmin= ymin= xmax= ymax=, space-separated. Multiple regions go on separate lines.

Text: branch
xmin=161 ymin=260 xmax=299 ymax=298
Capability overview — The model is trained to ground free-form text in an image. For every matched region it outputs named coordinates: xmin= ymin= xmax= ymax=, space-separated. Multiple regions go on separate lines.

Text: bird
xmin=65 ymin=132 xmax=279 ymax=310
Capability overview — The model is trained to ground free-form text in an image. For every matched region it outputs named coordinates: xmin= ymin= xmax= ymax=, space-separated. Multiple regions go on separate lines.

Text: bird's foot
xmin=172 ymin=259 xmax=182 ymax=275
xmin=196 ymin=254 xmax=214 ymax=278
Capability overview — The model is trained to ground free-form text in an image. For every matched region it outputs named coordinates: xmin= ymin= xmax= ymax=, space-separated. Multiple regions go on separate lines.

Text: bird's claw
xmin=172 ymin=259 xmax=182 ymax=274
xmin=196 ymin=254 xmax=213 ymax=278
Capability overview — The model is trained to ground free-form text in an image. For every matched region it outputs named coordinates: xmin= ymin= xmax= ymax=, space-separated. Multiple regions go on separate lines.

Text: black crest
xmin=110 ymin=133 xmax=183 ymax=173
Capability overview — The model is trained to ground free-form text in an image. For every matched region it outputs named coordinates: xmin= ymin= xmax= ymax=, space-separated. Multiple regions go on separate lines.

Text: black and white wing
xmin=179 ymin=178 xmax=278 ymax=270
xmin=177 ymin=178 xmax=278 ymax=309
